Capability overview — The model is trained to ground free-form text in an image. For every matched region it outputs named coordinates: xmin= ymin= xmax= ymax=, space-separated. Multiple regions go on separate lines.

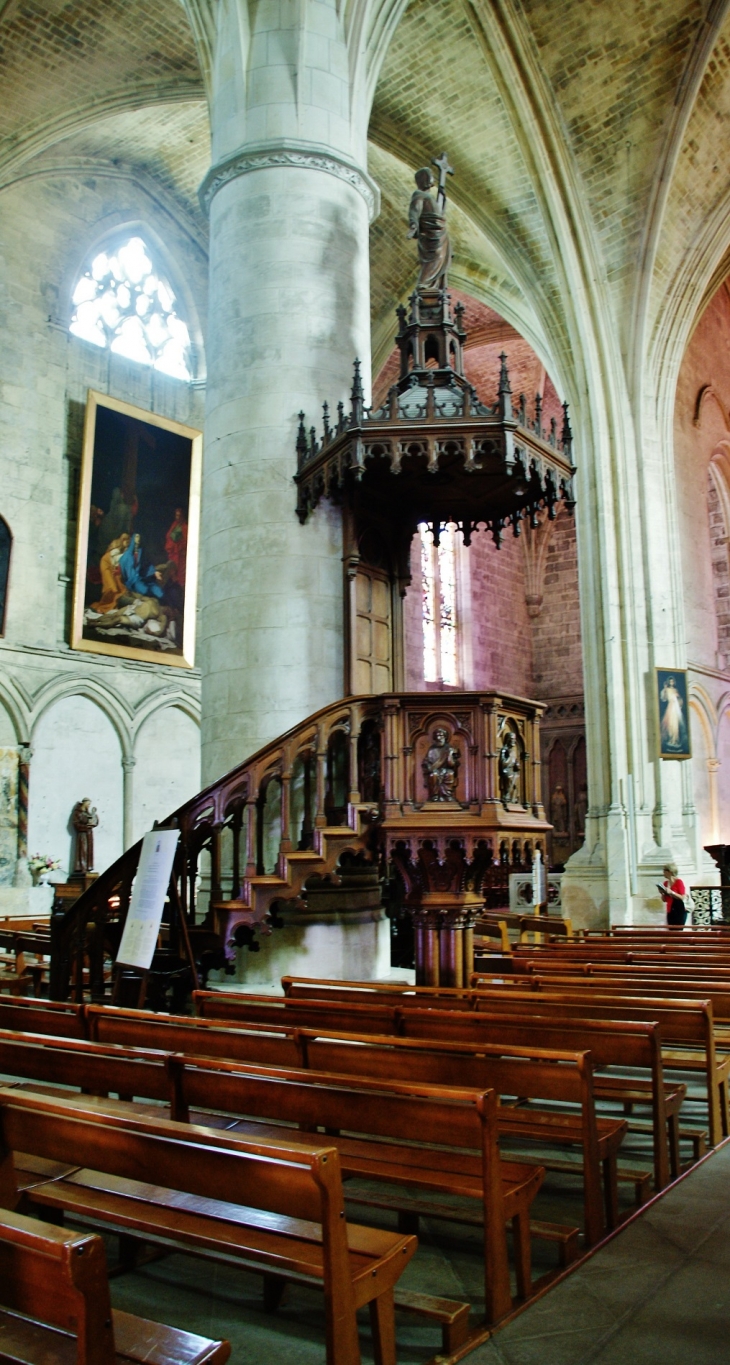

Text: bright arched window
xmin=419 ymin=521 xmax=459 ymax=686
xmin=70 ymin=236 xmax=192 ymax=380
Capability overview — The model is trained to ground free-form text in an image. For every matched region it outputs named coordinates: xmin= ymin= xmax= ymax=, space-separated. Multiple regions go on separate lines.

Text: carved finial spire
xmin=534 ymin=392 xmax=542 ymax=439
xmin=561 ymin=400 xmax=573 ymax=457
xmin=351 ymin=358 xmax=364 ymax=424
xmin=296 ymin=411 xmax=308 ymax=468
xmin=322 ymin=401 xmax=331 ymax=443
xmin=498 ymin=352 xmax=512 ymax=421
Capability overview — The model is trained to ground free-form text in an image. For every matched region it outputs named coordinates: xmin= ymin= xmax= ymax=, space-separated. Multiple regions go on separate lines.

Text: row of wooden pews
xmin=0 ymin=932 xmax=720 ymax=1363
xmin=0 ymin=998 xmax=547 ymax=1364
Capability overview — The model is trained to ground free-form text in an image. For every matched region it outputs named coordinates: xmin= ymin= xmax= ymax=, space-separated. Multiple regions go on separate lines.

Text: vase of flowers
xmin=28 ymin=854 xmax=61 ymax=887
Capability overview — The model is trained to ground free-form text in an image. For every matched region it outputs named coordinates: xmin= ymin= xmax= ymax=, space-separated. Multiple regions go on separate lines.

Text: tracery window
xmin=419 ymin=521 xmax=459 ymax=686
xmin=70 ymin=236 xmax=192 ymax=381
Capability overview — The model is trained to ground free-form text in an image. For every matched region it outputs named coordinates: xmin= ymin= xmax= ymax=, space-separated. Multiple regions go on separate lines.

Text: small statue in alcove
xmin=498 ymin=731 xmax=521 ymax=805
xmin=423 ymin=727 xmax=460 ymax=801
xmin=550 ymin=784 xmax=568 ymax=834
xmin=71 ymin=797 xmax=99 ymax=875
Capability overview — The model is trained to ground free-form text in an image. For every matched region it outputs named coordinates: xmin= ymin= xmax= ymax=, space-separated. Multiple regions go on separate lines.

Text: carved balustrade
xmin=49 ymin=690 xmax=550 ymax=1001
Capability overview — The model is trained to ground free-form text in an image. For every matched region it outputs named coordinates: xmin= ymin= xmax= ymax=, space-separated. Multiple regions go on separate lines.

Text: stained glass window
xmin=70 ymin=236 xmax=192 ymax=381
xmin=419 ymin=521 xmax=459 ymax=685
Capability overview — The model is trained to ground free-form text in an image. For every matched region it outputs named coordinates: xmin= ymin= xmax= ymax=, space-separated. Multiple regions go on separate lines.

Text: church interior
xmin=4 ymin=1 xmax=730 ymax=1362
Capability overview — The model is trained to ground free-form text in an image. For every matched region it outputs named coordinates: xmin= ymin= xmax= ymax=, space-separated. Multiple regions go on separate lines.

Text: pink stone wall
xmin=467 ymin=530 xmax=535 ymax=694
xmin=531 ymin=508 xmax=584 ymax=699
xmin=674 ymin=281 xmax=730 ymax=670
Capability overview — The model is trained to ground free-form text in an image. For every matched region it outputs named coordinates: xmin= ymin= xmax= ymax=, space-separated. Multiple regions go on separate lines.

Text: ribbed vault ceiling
xmin=2 ymin=0 xmax=730 ymax=385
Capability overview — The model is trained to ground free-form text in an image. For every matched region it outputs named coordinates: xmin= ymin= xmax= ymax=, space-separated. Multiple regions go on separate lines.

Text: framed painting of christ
xmin=655 ymin=667 xmax=692 ymax=759
xmin=71 ymin=391 xmax=202 ymax=668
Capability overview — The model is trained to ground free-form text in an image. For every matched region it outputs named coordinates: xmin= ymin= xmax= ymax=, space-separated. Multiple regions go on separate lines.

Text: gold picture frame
xmin=72 ymin=391 xmax=202 ymax=668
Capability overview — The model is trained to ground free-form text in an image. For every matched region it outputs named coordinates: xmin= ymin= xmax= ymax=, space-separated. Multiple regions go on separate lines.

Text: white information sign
xmin=116 ymin=829 xmax=180 ymax=971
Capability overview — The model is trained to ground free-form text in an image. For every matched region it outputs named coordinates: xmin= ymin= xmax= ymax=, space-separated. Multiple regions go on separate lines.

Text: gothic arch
xmin=0 ymin=673 xmax=30 ymax=745
xmin=689 ymin=683 xmax=717 ymax=756
xmin=695 ymin=384 xmax=729 ymax=431
xmin=30 ymin=678 xmax=133 ymax=761
xmin=132 ymin=688 xmax=201 ymax=740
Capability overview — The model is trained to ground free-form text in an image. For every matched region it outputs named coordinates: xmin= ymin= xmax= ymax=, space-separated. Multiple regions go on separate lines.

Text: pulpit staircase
xmin=49 ymin=690 xmax=550 ymax=1003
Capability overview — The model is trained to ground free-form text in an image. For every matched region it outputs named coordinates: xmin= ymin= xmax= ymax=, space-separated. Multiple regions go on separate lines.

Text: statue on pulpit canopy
xmin=72 ymin=797 xmax=98 ymax=875
xmin=499 ymin=731 xmax=521 ymax=805
xmin=407 ymin=153 xmax=453 ymax=290
xmin=423 ymin=727 xmax=461 ymax=802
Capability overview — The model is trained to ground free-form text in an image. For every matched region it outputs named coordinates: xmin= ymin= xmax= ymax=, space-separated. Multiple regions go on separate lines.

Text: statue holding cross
xmin=407 ymin=152 xmax=454 ymax=291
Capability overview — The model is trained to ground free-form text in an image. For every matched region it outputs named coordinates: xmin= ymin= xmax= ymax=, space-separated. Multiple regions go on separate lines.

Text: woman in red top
xmin=661 ymin=863 xmax=687 ymax=927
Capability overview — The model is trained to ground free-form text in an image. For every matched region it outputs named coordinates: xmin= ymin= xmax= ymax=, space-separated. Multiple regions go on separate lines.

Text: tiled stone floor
xmin=473 ymin=1138 xmax=730 ymax=1365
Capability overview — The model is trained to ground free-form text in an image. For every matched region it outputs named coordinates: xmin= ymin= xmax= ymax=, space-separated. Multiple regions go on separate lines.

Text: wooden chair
xmin=0 ymin=1204 xmax=230 ymax=1364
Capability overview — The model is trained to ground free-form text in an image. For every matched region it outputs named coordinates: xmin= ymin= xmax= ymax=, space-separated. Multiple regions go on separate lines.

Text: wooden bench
xmin=0 ymin=1029 xmax=537 ymax=1346
xmin=86 ymin=1006 xmax=621 ymax=1246
xmin=469 ymin=984 xmax=729 ymax=1146
xmin=271 ymin=979 xmax=723 ymax=1157
xmin=2 ymin=1087 xmax=416 ymax=1365
xmin=0 ymin=1204 xmax=230 ymax=1364
xmin=0 ymin=996 xmax=87 ymax=1038
xmin=399 ymin=1009 xmax=683 ymax=1187
xmin=194 ymin=989 xmax=682 ymax=1189
xmin=517 ymin=915 xmax=573 ymax=943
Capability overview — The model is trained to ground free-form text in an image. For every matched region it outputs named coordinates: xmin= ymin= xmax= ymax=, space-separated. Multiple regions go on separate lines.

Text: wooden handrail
xmin=50 ymin=690 xmax=550 ymax=1002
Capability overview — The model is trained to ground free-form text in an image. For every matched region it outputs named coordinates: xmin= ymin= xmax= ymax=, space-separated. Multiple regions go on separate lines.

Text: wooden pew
xmin=194 ymin=989 xmax=682 ymax=1188
xmin=0 ymin=1029 xmax=540 ymax=1342
xmin=0 ymin=1204 xmax=230 ymax=1364
xmin=85 ymin=1006 xmax=619 ymax=1247
xmin=278 ymin=978 xmax=722 ymax=1155
xmin=469 ymin=985 xmax=728 ymax=1146
xmin=1 ymin=1087 xmax=416 ymax=1365
xmin=0 ymin=995 xmax=87 ymax=1038
xmin=517 ymin=916 xmax=573 ymax=943
xmin=399 ymin=1010 xmax=681 ymax=1186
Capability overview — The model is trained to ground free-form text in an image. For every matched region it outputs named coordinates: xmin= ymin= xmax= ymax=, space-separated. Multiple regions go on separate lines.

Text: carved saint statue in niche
xmin=72 ymin=797 xmax=99 ymax=875
xmin=423 ymin=727 xmax=460 ymax=802
xmin=550 ymin=784 xmax=568 ymax=834
xmin=575 ymin=783 xmax=588 ymax=838
xmin=407 ymin=159 xmax=453 ymax=291
xmin=498 ymin=731 xmax=521 ymax=805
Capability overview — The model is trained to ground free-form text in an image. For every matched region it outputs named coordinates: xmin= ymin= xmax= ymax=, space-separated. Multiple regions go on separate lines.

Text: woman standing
xmin=660 ymin=863 xmax=688 ymax=927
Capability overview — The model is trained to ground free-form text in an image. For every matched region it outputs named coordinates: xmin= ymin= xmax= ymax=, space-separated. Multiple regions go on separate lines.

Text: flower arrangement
xmin=28 ymin=854 xmax=61 ymax=886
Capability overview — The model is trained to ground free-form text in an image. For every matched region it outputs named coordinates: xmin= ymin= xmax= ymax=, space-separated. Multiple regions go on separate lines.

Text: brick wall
xmin=531 ymin=508 xmax=584 ymax=699
xmin=467 ymin=530 xmax=535 ymax=694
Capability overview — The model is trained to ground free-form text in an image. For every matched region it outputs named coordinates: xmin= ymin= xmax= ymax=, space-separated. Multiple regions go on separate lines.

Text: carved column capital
xmin=200 ymin=140 xmax=381 ymax=220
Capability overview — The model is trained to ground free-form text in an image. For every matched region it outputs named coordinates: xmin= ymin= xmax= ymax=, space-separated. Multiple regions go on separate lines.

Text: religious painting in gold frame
xmin=655 ymin=667 xmax=692 ymax=759
xmin=71 ymin=391 xmax=201 ymax=668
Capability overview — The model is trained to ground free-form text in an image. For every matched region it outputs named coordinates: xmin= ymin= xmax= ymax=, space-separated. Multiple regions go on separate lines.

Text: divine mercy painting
xmin=656 ymin=667 xmax=691 ymax=759
xmin=72 ymin=392 xmax=201 ymax=667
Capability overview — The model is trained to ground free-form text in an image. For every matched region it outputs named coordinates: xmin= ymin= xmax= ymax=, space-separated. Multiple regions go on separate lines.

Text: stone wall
xmin=674 ymin=278 xmax=730 ymax=857
xmin=0 ymin=170 xmax=206 ymax=882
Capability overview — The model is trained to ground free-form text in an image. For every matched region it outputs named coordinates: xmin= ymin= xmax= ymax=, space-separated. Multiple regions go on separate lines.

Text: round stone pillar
xmin=197 ymin=1 xmax=380 ymax=784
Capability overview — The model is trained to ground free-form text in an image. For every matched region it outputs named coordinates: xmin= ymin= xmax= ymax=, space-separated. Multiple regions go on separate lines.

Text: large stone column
xmin=198 ymin=0 xmax=379 ymax=783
